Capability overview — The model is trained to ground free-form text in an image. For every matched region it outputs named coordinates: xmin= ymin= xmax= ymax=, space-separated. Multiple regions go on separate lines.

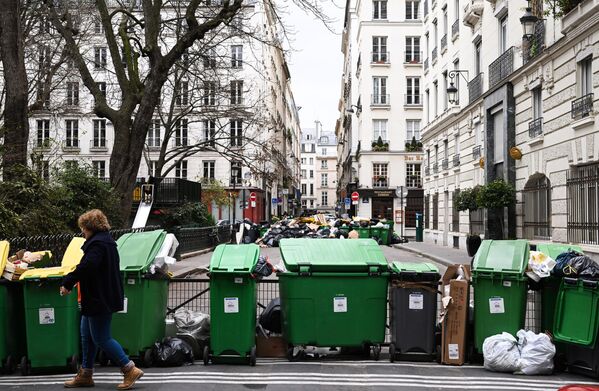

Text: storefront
xmin=357 ymin=189 xmax=397 ymax=220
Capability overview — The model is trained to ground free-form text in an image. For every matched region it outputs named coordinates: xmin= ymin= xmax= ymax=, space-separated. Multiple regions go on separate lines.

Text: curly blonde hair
xmin=78 ymin=209 xmax=111 ymax=233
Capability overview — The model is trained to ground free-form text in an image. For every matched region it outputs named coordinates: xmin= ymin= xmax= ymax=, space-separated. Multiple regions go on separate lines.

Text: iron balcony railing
xmin=441 ymin=35 xmax=447 ymax=52
xmin=472 ymin=145 xmax=482 ymax=160
xmin=372 ymin=52 xmax=390 ymax=64
xmin=452 ymin=19 xmax=459 ymax=37
xmin=425 ymin=166 xmax=430 ymax=176
xmin=432 ymin=47 xmax=438 ymax=63
xmin=371 ymin=94 xmax=390 ymax=105
xmin=424 ymin=58 xmax=429 ymax=71
xmin=442 ymin=158 xmax=449 ymax=170
xmin=453 ymin=154 xmax=460 ymax=167
xmin=468 ymin=73 xmax=484 ymax=104
xmin=62 ymin=140 xmax=80 ymax=151
xmin=489 ymin=46 xmax=515 ymax=88
xmin=529 ymin=117 xmax=543 ymax=138
xmin=404 ymin=94 xmax=422 ymax=106
xmin=571 ymin=93 xmax=594 ymax=119
xmin=90 ymin=139 xmax=108 ymax=151
xmin=433 ymin=163 xmax=439 ymax=173
xmin=404 ymin=51 xmax=422 ymax=64
xmin=132 ymin=177 xmax=202 ymax=206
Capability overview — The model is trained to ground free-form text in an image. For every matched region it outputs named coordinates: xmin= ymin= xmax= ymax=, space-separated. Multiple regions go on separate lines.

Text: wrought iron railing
xmin=432 ymin=47 xmax=438 ymax=63
xmin=433 ymin=163 xmax=439 ymax=173
xmin=371 ymin=94 xmax=390 ymax=105
xmin=425 ymin=166 xmax=430 ymax=176
xmin=441 ymin=35 xmax=447 ymax=51
xmin=489 ymin=46 xmax=514 ymax=88
xmin=472 ymin=145 xmax=482 ymax=160
xmin=452 ymin=19 xmax=459 ymax=37
xmin=528 ymin=117 xmax=543 ymax=138
xmin=571 ymin=93 xmax=594 ymax=119
xmin=404 ymin=51 xmax=422 ymax=64
xmin=424 ymin=58 xmax=429 ymax=71
xmin=372 ymin=52 xmax=390 ymax=64
xmin=567 ymin=163 xmax=599 ymax=245
xmin=453 ymin=154 xmax=460 ymax=167
xmin=171 ymin=225 xmax=231 ymax=256
xmin=442 ymin=158 xmax=449 ymax=170
xmin=131 ymin=177 xmax=202 ymax=205
xmin=468 ymin=73 xmax=483 ymax=104
xmin=404 ymin=94 xmax=422 ymax=105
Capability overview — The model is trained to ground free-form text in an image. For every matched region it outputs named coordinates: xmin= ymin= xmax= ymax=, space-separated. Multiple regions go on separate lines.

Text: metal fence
xmin=172 ymin=225 xmax=231 ymax=255
xmin=567 ymin=163 xmax=599 ymax=245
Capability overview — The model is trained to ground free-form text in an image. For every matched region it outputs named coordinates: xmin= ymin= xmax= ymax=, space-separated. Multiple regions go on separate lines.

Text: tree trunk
xmin=0 ymin=0 xmax=29 ymax=178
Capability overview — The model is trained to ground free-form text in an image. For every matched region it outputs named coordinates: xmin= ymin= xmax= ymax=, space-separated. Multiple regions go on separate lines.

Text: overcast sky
xmin=285 ymin=1 xmax=345 ymax=134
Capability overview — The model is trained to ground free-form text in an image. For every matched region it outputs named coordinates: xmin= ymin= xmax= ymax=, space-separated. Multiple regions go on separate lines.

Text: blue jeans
xmin=81 ymin=313 xmax=130 ymax=369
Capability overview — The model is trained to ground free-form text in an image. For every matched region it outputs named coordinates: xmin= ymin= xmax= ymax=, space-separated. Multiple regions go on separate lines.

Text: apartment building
xmin=301 ymin=128 xmax=318 ymax=211
xmin=315 ymin=130 xmax=339 ymax=213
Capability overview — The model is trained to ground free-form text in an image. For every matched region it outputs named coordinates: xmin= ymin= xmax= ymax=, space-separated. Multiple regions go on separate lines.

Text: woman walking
xmin=61 ymin=209 xmax=144 ymax=390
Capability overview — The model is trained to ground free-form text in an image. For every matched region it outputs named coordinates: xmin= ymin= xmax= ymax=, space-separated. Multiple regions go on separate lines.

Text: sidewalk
xmin=394 ymin=241 xmax=472 ymax=267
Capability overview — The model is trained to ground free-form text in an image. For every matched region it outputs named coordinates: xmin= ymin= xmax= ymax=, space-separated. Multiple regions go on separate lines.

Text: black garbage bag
xmin=259 ymin=298 xmax=282 ymax=333
xmin=254 ymin=255 xmax=274 ymax=278
xmin=153 ymin=337 xmax=194 ymax=367
xmin=244 ymin=226 xmax=260 ymax=244
xmin=554 ymin=251 xmax=599 ymax=279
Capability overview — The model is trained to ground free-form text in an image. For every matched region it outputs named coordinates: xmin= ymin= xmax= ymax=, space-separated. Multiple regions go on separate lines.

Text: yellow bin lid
xmin=20 ymin=237 xmax=85 ymax=280
xmin=0 ymin=241 xmax=9 ymax=275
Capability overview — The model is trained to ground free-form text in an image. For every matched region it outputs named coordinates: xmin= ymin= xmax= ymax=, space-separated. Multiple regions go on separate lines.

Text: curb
xmin=180 ymin=247 xmax=215 ymax=259
xmin=393 ymin=244 xmax=454 ymax=267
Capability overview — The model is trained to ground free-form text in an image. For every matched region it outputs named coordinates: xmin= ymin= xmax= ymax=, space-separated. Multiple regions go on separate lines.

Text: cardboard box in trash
xmin=440 ymin=264 xmax=471 ymax=365
xmin=256 ymin=335 xmax=287 ymax=358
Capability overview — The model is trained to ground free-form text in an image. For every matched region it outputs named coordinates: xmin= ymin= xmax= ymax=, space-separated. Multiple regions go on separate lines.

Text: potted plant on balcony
xmin=476 ymin=179 xmax=516 ymax=240
xmin=405 ymin=136 xmax=423 ymax=152
xmin=372 ymin=136 xmax=389 ymax=152
xmin=454 ymin=186 xmax=482 ymax=256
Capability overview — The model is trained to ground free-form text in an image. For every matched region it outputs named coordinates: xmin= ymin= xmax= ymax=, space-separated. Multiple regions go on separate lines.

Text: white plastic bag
xmin=516 ymin=330 xmax=555 ymax=375
xmin=483 ymin=332 xmax=521 ymax=372
xmin=526 ymin=251 xmax=556 ymax=282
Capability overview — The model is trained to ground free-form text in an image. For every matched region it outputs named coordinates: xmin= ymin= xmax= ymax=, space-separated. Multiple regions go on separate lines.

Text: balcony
xmin=489 ymin=47 xmax=514 ymax=88
xmin=452 ymin=20 xmax=459 ymax=39
xmin=424 ymin=58 xmax=429 ymax=72
xmin=442 ymin=158 xmax=449 ymax=170
xmin=62 ymin=140 xmax=80 ymax=153
xmin=472 ymin=145 xmax=482 ymax=160
xmin=571 ymin=93 xmax=594 ymax=119
xmin=371 ymin=52 xmax=390 ymax=64
xmin=230 ymin=97 xmax=245 ymax=106
xmin=441 ymin=35 xmax=447 ymax=53
xmin=371 ymin=139 xmax=390 ymax=152
xmin=404 ymin=94 xmax=422 ymax=107
xmin=146 ymin=139 xmax=162 ymax=152
xmin=468 ymin=73 xmax=484 ymax=104
xmin=373 ymin=177 xmax=389 ymax=188
xmin=90 ymin=139 xmax=108 ymax=152
xmin=463 ymin=0 xmax=484 ymax=28
xmin=371 ymin=94 xmax=390 ymax=107
xmin=432 ymin=47 xmax=438 ymax=63
xmin=453 ymin=154 xmax=460 ymax=167
xmin=425 ymin=166 xmax=430 ymax=176
xmin=172 ymin=139 xmax=189 ymax=147
xmin=433 ymin=163 xmax=439 ymax=173
xmin=404 ymin=51 xmax=422 ymax=64
xmin=131 ymin=177 xmax=201 ymax=206
xmin=529 ymin=117 xmax=543 ymax=138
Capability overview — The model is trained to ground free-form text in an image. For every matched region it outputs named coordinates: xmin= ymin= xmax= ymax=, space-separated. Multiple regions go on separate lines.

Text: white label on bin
xmin=409 ymin=293 xmax=424 ymax=310
xmin=503 ymin=281 xmax=512 ymax=287
xmin=333 ymin=296 xmax=348 ymax=313
xmin=39 ymin=308 xmax=55 ymax=325
xmin=224 ymin=297 xmax=239 ymax=313
xmin=234 ymin=277 xmax=243 ymax=284
xmin=448 ymin=344 xmax=460 ymax=360
xmin=127 ymin=279 xmax=135 ymax=285
xmin=117 ymin=297 xmax=128 ymax=314
xmin=489 ymin=297 xmax=505 ymax=314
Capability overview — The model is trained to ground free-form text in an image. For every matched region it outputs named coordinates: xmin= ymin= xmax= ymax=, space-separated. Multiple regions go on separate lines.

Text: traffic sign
xmin=344 ymin=197 xmax=351 ymax=208
xmin=351 ymin=192 xmax=359 ymax=202
xmin=250 ymin=192 xmax=257 ymax=202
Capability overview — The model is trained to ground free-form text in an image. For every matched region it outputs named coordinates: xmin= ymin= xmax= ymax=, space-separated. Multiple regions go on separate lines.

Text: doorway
xmin=372 ymin=197 xmax=393 ymax=220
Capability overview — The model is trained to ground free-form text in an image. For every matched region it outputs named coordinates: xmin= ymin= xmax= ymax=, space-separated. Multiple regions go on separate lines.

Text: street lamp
xmin=346 ymin=104 xmax=362 ymax=114
xmin=446 ymin=70 xmax=470 ymax=105
xmin=447 ymin=82 xmax=459 ymax=105
xmin=520 ymin=5 xmax=538 ymax=40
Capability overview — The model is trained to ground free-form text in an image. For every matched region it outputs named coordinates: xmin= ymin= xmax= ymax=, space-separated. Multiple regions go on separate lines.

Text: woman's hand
xmin=60 ymin=286 xmax=71 ymax=296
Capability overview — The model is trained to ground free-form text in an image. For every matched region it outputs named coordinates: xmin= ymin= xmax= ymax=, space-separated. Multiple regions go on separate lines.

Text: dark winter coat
xmin=62 ymin=231 xmax=124 ymax=316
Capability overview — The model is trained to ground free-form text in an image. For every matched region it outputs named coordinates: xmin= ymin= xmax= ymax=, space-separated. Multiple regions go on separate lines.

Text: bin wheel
xmin=372 ymin=345 xmax=381 ymax=361
xmin=69 ymin=354 xmax=79 ymax=373
xmin=389 ymin=343 xmax=396 ymax=363
xmin=98 ymin=351 xmax=109 ymax=367
xmin=203 ymin=346 xmax=210 ymax=366
xmin=143 ymin=348 xmax=153 ymax=368
xmin=20 ymin=356 xmax=30 ymax=376
xmin=249 ymin=346 xmax=257 ymax=367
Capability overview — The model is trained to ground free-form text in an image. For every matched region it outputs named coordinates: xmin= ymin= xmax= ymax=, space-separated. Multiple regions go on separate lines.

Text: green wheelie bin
xmin=19 ymin=237 xmax=85 ymax=375
xmin=370 ymin=226 xmax=390 ymax=245
xmin=0 ymin=241 xmax=26 ymax=374
xmin=472 ymin=240 xmax=529 ymax=354
xmin=110 ymin=230 xmax=168 ymax=367
xmin=204 ymin=244 xmax=260 ymax=366
xmin=278 ymin=238 xmax=389 ymax=360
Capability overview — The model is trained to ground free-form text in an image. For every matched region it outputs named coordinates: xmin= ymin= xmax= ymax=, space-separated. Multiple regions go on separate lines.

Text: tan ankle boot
xmin=64 ymin=368 xmax=94 ymax=388
xmin=117 ymin=365 xmax=144 ymax=390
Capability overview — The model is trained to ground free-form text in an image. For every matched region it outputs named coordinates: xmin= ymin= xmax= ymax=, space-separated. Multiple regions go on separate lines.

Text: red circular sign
xmin=351 ymin=192 xmax=359 ymax=201
xmin=250 ymin=192 xmax=257 ymax=202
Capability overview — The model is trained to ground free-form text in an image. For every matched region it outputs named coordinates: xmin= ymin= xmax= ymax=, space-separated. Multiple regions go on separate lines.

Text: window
xmin=405 ymin=37 xmax=421 ymax=63
xmin=36 ymin=160 xmax=50 ymax=181
xmin=94 ymin=21 xmax=104 ymax=34
xmin=302 ymin=200 xmax=307 ymax=208
xmin=203 ymin=81 xmax=216 ymax=106
xmin=406 ymin=120 xmax=421 ymax=141
xmin=310 ymin=183 xmax=314 ymax=196
xmin=92 ymin=161 xmax=106 ymax=178
xmin=432 ymin=193 xmax=439 ymax=230
xmin=444 ymin=139 xmax=449 ymax=159
xmin=322 ymin=148 xmax=328 ymax=155
xmin=442 ymin=72 xmax=448 ymax=111
xmin=433 ymin=19 xmax=438 ymax=46
xmin=474 ymin=40 xmax=482 ymax=74
xmin=230 ymin=119 xmax=243 ymax=146
xmin=37 ymin=120 xmax=50 ymax=148
xmin=309 ymin=170 xmax=314 ymax=179
xmin=567 ymin=163 xmax=599 ymax=244
xmin=202 ymin=120 xmax=216 ymax=146
xmin=203 ymin=161 xmax=215 ymax=179
xmin=373 ymin=0 xmax=387 ymax=19
xmin=320 ymin=136 xmax=329 ymax=144
xmin=230 ymin=161 xmax=242 ymax=185
xmin=147 ymin=119 xmax=161 ymax=148
xmin=493 ymin=110 xmax=504 ymax=163
xmin=175 ymin=160 xmax=188 ymax=179
xmin=301 ymin=158 xmax=306 ymax=164
xmin=321 ymin=192 xmax=328 ymax=206
xmin=372 ymin=36 xmax=388 ymax=62
xmin=406 ymin=164 xmax=422 ymax=188
xmin=453 ymin=60 xmax=460 ymax=104
xmin=94 ymin=47 xmax=107 ymax=68
xmin=523 ymin=174 xmax=551 ymax=239
xmin=175 ymin=80 xmax=189 ymax=106
xmin=310 ymin=199 xmax=315 ymax=207
xmin=372 ymin=119 xmax=388 ymax=141
xmin=373 ymin=77 xmax=388 ymax=104
xmin=454 ymin=0 xmax=460 ymax=21
xmin=454 ymin=133 xmax=460 ymax=155
xmin=443 ymin=6 xmax=448 ymax=36
xmin=301 ymin=169 xmax=306 ymax=179
xmin=66 ymin=82 xmax=79 ymax=106
xmin=38 ymin=45 xmax=51 ymax=70
xmin=406 ymin=77 xmax=421 ymax=104
xmin=231 ymin=45 xmax=243 ymax=68
xmin=175 ymin=118 xmax=188 ymax=146
xmin=65 ymin=120 xmax=79 ymax=148
xmin=230 ymin=80 xmax=243 ymax=104
xmin=149 ymin=161 xmax=158 ymax=177
xmin=321 ymin=173 xmax=328 ymax=187
xmin=93 ymin=119 xmax=106 ymax=147
xmin=309 ymin=157 xmax=314 ymax=165
xmin=580 ymin=56 xmax=593 ymax=96
xmin=203 ymin=49 xmax=217 ymax=68
xmin=426 ymin=89 xmax=430 ymax=122
xmin=499 ymin=16 xmax=508 ymax=54
xmin=452 ymin=190 xmax=460 ymax=232
xmin=39 ymin=17 xmax=52 ymax=34
xmin=36 ymin=81 xmax=49 ymax=107
xmin=96 ymin=81 xmax=107 ymax=98
xmin=301 ymin=183 xmax=307 ymax=195
xmin=321 ymin=160 xmax=328 ymax=169
xmin=433 ymin=80 xmax=438 ymax=116
xmin=532 ymin=87 xmax=542 ymax=120
xmin=373 ymin=163 xmax=388 ymax=188
xmin=406 ymin=0 xmax=420 ymax=19
xmin=424 ymin=195 xmax=430 ymax=229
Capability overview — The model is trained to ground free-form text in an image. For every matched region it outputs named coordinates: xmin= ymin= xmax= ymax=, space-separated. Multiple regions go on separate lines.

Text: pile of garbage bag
xmin=152 ymin=337 xmax=195 ymax=367
xmin=483 ymin=330 xmax=556 ymax=375
xmin=554 ymin=250 xmax=599 ymax=279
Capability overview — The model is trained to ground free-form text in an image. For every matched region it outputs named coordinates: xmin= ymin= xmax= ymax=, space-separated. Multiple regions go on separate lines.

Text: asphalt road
xmin=0 ymin=358 xmax=594 ymax=390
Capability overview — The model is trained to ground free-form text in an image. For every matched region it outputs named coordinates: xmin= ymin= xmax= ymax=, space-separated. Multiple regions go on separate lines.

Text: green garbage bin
xmin=0 ymin=241 xmax=26 ymax=374
xmin=472 ymin=240 xmax=529 ymax=354
xmin=370 ymin=226 xmax=390 ymax=245
xmin=19 ymin=237 xmax=85 ymax=375
xmin=356 ymin=226 xmax=370 ymax=238
xmin=535 ymin=244 xmax=583 ymax=334
xmin=278 ymin=238 xmax=389 ymax=360
xmin=111 ymin=230 xmax=168 ymax=366
xmin=204 ymin=244 xmax=260 ymax=366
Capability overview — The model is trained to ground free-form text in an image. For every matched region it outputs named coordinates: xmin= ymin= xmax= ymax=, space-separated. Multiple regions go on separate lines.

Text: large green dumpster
xmin=472 ymin=240 xmax=529 ymax=353
xmin=111 ymin=230 xmax=168 ymax=366
xmin=536 ymin=244 xmax=583 ymax=334
xmin=279 ymin=238 xmax=389 ymax=360
xmin=204 ymin=244 xmax=260 ymax=366
xmin=19 ymin=238 xmax=85 ymax=375
xmin=0 ymin=241 xmax=26 ymax=374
